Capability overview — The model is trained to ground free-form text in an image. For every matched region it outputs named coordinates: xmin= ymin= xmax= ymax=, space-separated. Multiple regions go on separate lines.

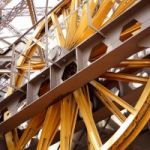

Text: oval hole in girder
xmin=62 ymin=62 xmax=77 ymax=81
xmin=0 ymin=107 xmax=8 ymax=122
xmin=89 ymin=42 xmax=107 ymax=62
xmin=38 ymin=79 xmax=50 ymax=97
xmin=120 ymin=19 xmax=141 ymax=42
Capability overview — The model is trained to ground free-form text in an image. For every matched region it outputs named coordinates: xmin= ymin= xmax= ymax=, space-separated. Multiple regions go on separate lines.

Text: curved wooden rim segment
xmin=0 ymin=0 xmax=150 ymax=150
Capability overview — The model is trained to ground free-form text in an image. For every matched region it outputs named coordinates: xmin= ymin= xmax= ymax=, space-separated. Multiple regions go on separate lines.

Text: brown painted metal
xmin=0 ymin=0 xmax=150 ymax=133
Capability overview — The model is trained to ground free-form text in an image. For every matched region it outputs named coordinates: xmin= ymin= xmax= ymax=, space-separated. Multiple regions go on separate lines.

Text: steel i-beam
xmin=0 ymin=0 xmax=150 ymax=133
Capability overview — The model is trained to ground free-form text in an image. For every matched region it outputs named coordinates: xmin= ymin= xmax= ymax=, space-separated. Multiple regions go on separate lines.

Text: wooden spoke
xmin=95 ymin=91 xmax=126 ymax=123
xmin=102 ymin=72 xmax=148 ymax=84
xmin=65 ymin=0 xmax=80 ymax=49
xmin=16 ymin=112 xmax=45 ymax=150
xmin=83 ymin=85 xmax=97 ymax=149
xmin=135 ymin=77 xmax=150 ymax=110
xmin=91 ymin=81 xmax=136 ymax=114
xmin=4 ymin=111 xmax=18 ymax=150
xmin=4 ymin=1 xmax=150 ymax=150
xmin=108 ymin=0 xmax=136 ymax=23
xmin=120 ymin=21 xmax=141 ymax=39
xmin=32 ymin=38 xmax=46 ymax=50
xmin=73 ymin=88 xmax=102 ymax=149
xmin=70 ymin=0 xmax=99 ymax=48
xmin=76 ymin=0 xmax=115 ymax=45
xmin=17 ymin=62 xmax=45 ymax=70
xmin=37 ymin=103 xmax=60 ymax=150
xmin=119 ymin=59 xmax=150 ymax=68
xmin=110 ymin=78 xmax=150 ymax=150
xmin=82 ymin=85 xmax=92 ymax=112
xmin=87 ymin=134 xmax=95 ymax=150
xmin=51 ymin=12 xmax=65 ymax=48
xmin=62 ymin=9 xmax=69 ymax=30
xmin=60 ymin=95 xmax=78 ymax=150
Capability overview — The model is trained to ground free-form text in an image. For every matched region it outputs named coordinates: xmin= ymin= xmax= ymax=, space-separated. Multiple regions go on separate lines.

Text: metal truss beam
xmin=0 ymin=69 xmax=10 ymax=74
xmin=0 ymin=0 xmax=67 ymax=56
xmin=0 ymin=34 xmax=32 ymax=39
xmin=0 ymin=0 xmax=149 ymax=133
xmin=0 ymin=55 xmax=40 ymax=62
xmin=0 ymin=0 xmax=12 ymax=9
xmin=0 ymin=0 xmax=28 ymax=31
xmin=7 ymin=25 xmax=23 ymax=38
xmin=1 ymin=7 xmax=52 ymax=17
xmin=0 ymin=38 xmax=11 ymax=46
xmin=26 ymin=0 xmax=37 ymax=25
xmin=0 ymin=55 xmax=13 ymax=62
xmin=7 ymin=24 xmax=28 ymax=42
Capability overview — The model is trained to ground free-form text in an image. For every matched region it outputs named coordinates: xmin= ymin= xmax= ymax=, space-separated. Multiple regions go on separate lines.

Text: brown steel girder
xmin=0 ymin=0 xmax=150 ymax=134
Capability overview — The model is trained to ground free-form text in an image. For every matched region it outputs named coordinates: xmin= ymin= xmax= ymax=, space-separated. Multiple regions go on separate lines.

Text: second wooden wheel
xmin=2 ymin=0 xmax=150 ymax=150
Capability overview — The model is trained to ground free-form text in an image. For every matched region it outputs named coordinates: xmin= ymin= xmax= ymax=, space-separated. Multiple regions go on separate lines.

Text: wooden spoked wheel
xmin=90 ymin=55 xmax=150 ymax=150
xmin=12 ymin=50 xmax=150 ymax=150
xmin=4 ymin=0 xmax=150 ymax=150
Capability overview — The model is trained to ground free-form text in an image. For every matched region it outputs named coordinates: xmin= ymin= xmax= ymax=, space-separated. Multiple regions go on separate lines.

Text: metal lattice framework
xmin=0 ymin=0 xmax=12 ymax=9
xmin=2 ymin=7 xmax=52 ymax=17
xmin=0 ymin=0 xmax=28 ymax=31
xmin=0 ymin=0 xmax=150 ymax=150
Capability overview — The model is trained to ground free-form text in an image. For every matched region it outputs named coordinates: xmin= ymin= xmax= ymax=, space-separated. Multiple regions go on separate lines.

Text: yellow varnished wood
xmin=76 ymin=0 xmax=115 ymax=45
xmin=60 ymin=95 xmax=78 ymax=150
xmin=69 ymin=0 xmax=99 ymax=49
xmin=108 ymin=0 xmax=136 ymax=23
xmin=95 ymin=91 xmax=126 ymax=123
xmin=119 ymin=59 xmax=150 ymax=68
xmin=73 ymin=88 xmax=102 ymax=150
xmin=16 ymin=112 xmax=45 ymax=150
xmin=37 ymin=103 xmax=60 ymax=150
xmin=91 ymin=80 xmax=136 ymax=114
xmin=5 ymin=1 xmax=149 ymax=150
xmin=4 ymin=111 xmax=18 ymax=150
xmin=65 ymin=0 xmax=79 ymax=49
xmin=102 ymin=72 xmax=148 ymax=84
xmin=51 ymin=12 xmax=66 ymax=47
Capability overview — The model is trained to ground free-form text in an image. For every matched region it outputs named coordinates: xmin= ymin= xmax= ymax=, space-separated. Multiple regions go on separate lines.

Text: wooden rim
xmin=4 ymin=0 xmax=150 ymax=150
